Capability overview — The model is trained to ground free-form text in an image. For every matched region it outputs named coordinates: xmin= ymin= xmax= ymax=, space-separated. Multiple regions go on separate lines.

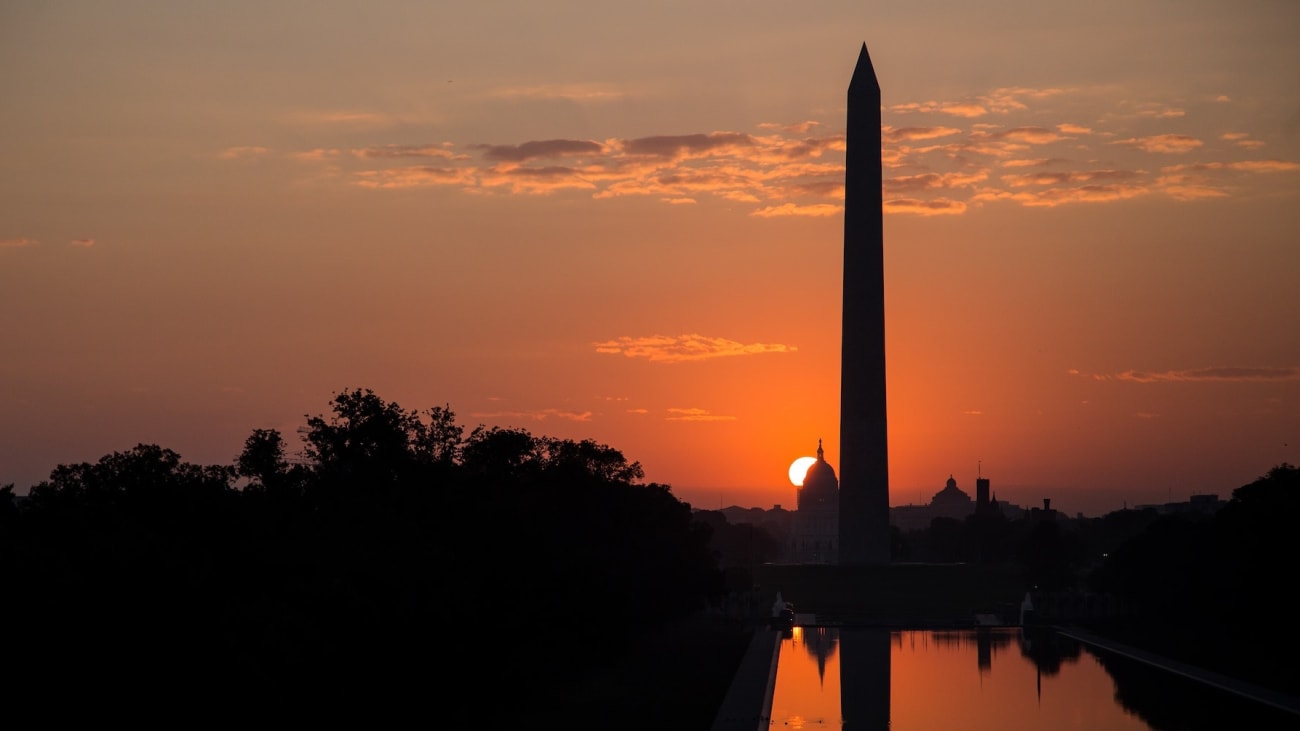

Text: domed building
xmin=790 ymin=440 xmax=839 ymax=563
xmin=930 ymin=475 xmax=973 ymax=520
xmin=890 ymin=473 xmax=984 ymax=532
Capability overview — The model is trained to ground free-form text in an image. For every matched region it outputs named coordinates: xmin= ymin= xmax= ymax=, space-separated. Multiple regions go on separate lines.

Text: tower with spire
xmin=838 ymin=42 xmax=892 ymax=564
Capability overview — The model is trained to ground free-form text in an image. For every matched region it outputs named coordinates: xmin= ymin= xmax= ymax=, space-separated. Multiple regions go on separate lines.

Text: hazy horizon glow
xmin=3 ymin=1 xmax=1298 ymax=517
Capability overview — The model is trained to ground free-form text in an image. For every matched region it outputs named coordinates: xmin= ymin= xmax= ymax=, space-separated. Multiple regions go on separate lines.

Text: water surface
xmin=768 ymin=626 xmax=1295 ymax=730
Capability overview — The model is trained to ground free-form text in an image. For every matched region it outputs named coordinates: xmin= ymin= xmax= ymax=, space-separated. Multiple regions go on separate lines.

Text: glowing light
xmin=788 ymin=456 xmax=817 ymax=486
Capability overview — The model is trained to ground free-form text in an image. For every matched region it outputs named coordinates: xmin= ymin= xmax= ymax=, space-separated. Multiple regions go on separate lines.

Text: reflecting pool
xmin=768 ymin=626 xmax=1296 ymax=730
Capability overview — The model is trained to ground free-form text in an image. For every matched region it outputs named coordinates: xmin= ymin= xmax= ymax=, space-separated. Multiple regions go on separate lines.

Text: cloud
xmin=351 ymin=144 xmax=462 ymax=160
xmin=1163 ymin=160 xmax=1300 ymax=174
xmin=889 ymin=101 xmax=987 ymax=118
xmin=1001 ymin=158 xmax=1058 ymax=168
xmin=0 ymin=238 xmax=37 ymax=248
xmin=973 ymin=184 xmax=1148 ymax=207
xmin=1119 ymin=367 xmax=1300 ymax=383
xmin=1158 ymin=179 xmax=1229 ymax=200
xmin=1076 ymin=366 xmax=1300 ymax=383
xmin=1219 ymin=132 xmax=1267 ymax=150
xmin=621 ymin=132 xmax=756 ymax=159
xmin=940 ymin=103 xmax=988 ymax=118
xmin=293 ymin=148 xmax=342 ymax=161
xmin=666 ymin=407 xmax=737 ymax=422
xmin=280 ymin=80 xmax=1287 ymax=216
xmin=70 ymin=238 xmax=95 ymax=247
xmin=479 ymin=164 xmax=598 ymax=194
xmin=1001 ymin=169 xmax=1142 ymax=187
xmin=594 ymin=334 xmax=796 ymax=363
xmin=883 ymin=198 xmax=967 ymax=215
xmin=487 ymin=83 xmax=626 ymax=103
xmin=627 ymin=408 xmax=649 ymax=415
xmin=352 ymin=166 xmax=478 ymax=189
xmin=980 ymin=87 xmax=1065 ymax=113
xmin=996 ymin=127 xmax=1068 ymax=145
xmin=471 ymin=408 xmax=593 ymax=422
xmin=218 ymin=146 xmax=269 ymax=160
xmin=1112 ymin=134 xmax=1204 ymax=153
xmin=962 ymin=410 xmax=984 ymax=416
xmin=751 ymin=203 xmax=841 ymax=218
xmin=758 ymin=121 xmax=821 ymax=134
xmin=1135 ymin=104 xmax=1185 ymax=119
xmin=884 ymin=171 xmax=988 ymax=196
xmin=473 ymin=139 xmax=604 ymax=162
xmin=881 ymin=126 xmax=962 ymax=143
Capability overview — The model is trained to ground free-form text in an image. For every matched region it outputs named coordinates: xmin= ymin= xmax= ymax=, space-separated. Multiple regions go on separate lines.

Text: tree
xmin=237 ymin=428 xmax=291 ymax=491
xmin=460 ymin=425 xmax=543 ymax=485
xmin=415 ymin=403 xmax=463 ymax=466
xmin=301 ymin=388 xmax=426 ymax=495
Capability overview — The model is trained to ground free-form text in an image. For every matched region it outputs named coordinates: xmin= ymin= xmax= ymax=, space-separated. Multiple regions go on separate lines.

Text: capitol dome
xmin=798 ymin=439 xmax=839 ymax=511
xmin=931 ymin=474 xmax=972 ymax=506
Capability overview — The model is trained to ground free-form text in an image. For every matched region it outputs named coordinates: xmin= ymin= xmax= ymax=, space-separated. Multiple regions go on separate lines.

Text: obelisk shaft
xmin=838 ymin=42 xmax=891 ymax=565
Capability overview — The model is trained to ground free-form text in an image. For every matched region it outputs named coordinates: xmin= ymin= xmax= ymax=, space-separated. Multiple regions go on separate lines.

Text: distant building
xmin=975 ymin=476 xmax=991 ymax=515
xmin=1135 ymin=493 xmax=1225 ymax=516
xmin=890 ymin=474 xmax=988 ymax=532
xmin=790 ymin=440 xmax=839 ymax=563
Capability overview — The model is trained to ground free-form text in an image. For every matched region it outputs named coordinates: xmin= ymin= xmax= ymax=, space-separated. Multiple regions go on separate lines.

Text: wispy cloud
xmin=351 ymin=144 xmax=465 ymax=160
xmin=1074 ymin=366 xmax=1300 ymax=383
xmin=666 ymin=407 xmax=736 ymax=422
xmin=1163 ymin=160 xmax=1300 ymax=174
xmin=883 ymin=198 xmax=967 ymax=215
xmin=219 ymin=146 xmax=269 ymax=160
xmin=1220 ymin=132 xmax=1265 ymax=150
xmin=487 ymin=83 xmax=626 ymax=103
xmin=1112 ymin=134 xmax=1204 ymax=154
xmin=971 ymin=183 xmax=1149 ymax=208
xmin=279 ymin=82 xmax=1295 ymax=217
xmin=1135 ymin=104 xmax=1185 ymax=119
xmin=594 ymin=334 xmax=796 ymax=363
xmin=882 ymin=126 xmax=962 ymax=143
xmin=471 ymin=408 xmax=593 ymax=422
xmin=353 ymin=166 xmax=478 ymax=189
xmin=890 ymin=101 xmax=988 ymax=118
xmin=758 ymin=121 xmax=821 ymax=134
xmin=751 ymin=203 xmax=840 ymax=217
xmin=70 ymin=238 xmax=95 ymax=248
xmin=621 ymin=132 xmax=756 ymax=159
xmin=293 ymin=148 xmax=342 ymax=161
xmin=472 ymin=139 xmax=604 ymax=162
xmin=1001 ymin=169 xmax=1142 ymax=187
xmin=1 ymin=238 xmax=37 ymax=248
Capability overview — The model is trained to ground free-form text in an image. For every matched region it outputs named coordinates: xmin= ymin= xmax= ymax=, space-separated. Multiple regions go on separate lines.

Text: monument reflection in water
xmin=769 ymin=627 xmax=1295 ymax=730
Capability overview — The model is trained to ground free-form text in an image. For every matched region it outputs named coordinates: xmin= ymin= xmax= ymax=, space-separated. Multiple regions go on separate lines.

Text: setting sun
xmin=789 ymin=456 xmax=817 ymax=486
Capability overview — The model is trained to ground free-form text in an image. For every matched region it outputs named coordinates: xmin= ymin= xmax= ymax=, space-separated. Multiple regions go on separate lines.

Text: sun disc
xmin=788 ymin=456 xmax=817 ymax=486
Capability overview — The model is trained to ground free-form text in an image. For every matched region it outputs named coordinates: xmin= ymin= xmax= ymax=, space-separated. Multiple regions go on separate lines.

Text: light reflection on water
xmin=768 ymin=626 xmax=1295 ymax=730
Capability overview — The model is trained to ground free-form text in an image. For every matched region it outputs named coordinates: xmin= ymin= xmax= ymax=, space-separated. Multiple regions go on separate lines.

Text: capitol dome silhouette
xmin=798 ymin=439 xmax=839 ymax=511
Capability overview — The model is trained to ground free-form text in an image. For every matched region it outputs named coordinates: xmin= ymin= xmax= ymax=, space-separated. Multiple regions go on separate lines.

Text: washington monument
xmin=838 ymin=42 xmax=891 ymax=564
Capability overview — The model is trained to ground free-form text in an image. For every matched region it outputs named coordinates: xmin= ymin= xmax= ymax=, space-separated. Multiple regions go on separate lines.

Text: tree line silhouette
xmin=0 ymin=388 xmax=723 ymax=712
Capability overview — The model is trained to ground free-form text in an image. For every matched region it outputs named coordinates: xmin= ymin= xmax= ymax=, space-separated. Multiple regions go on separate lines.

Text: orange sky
xmin=3 ymin=2 xmax=1298 ymax=517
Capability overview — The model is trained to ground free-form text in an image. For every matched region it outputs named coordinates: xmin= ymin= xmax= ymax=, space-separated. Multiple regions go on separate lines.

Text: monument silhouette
xmin=838 ymin=42 xmax=891 ymax=564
